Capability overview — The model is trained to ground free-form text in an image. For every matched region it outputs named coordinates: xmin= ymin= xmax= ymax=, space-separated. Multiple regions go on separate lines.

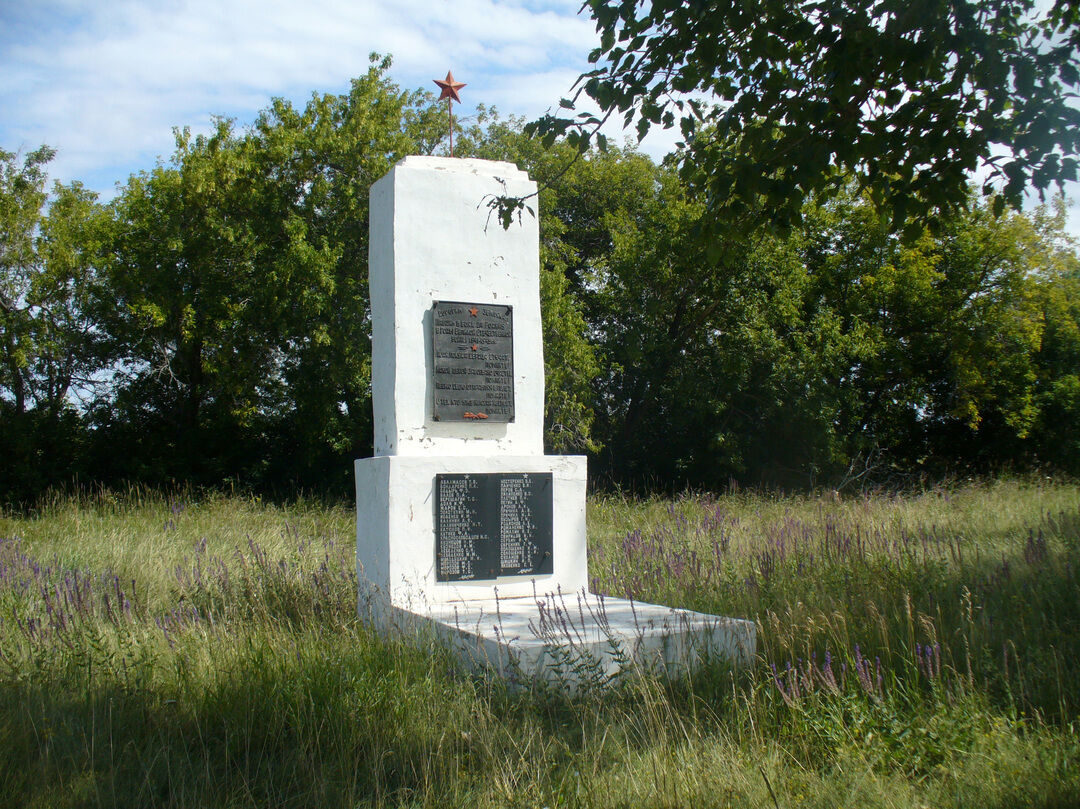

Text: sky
xmin=1 ymin=0 xmax=1076 ymax=234
xmin=0 ymin=0 xmax=654 ymax=197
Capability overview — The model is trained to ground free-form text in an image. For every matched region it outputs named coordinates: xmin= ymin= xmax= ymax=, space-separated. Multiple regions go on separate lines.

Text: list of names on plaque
xmin=435 ymin=473 xmax=553 ymax=582
xmin=499 ymin=476 xmax=541 ymax=573
xmin=435 ymin=475 xmax=497 ymax=580
xmin=432 ymin=300 xmax=514 ymax=422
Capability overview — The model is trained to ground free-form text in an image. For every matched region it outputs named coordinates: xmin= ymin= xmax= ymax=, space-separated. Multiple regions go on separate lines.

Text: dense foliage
xmin=2 ymin=58 xmax=1080 ymax=502
xmin=533 ymin=0 xmax=1080 ymax=242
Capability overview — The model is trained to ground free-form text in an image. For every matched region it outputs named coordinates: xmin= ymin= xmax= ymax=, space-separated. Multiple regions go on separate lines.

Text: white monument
xmin=356 ymin=156 xmax=755 ymax=684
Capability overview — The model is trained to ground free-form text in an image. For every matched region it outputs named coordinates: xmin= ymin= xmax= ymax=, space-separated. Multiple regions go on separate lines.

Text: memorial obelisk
xmin=355 ymin=75 xmax=754 ymax=683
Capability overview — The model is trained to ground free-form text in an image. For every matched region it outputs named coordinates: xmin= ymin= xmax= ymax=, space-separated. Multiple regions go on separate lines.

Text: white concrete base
xmin=356 ymin=454 xmax=588 ymax=607
xmin=369 ymin=591 xmax=757 ymax=687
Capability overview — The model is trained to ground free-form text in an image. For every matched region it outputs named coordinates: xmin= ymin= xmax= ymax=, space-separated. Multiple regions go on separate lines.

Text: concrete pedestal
xmin=355 ymin=454 xmax=588 ymax=607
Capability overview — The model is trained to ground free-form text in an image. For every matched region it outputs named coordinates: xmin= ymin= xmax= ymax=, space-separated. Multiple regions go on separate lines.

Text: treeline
xmin=3 ymin=59 xmax=1079 ymax=504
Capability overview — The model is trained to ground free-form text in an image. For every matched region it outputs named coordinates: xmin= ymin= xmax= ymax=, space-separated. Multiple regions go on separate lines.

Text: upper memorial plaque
xmin=432 ymin=300 xmax=515 ymax=422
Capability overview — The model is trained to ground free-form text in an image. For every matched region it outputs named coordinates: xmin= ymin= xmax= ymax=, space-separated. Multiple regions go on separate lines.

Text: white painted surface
xmin=356 ymin=454 xmax=588 ymax=608
xmin=368 ymin=156 xmax=544 ymax=457
xmin=381 ymin=594 xmax=758 ymax=686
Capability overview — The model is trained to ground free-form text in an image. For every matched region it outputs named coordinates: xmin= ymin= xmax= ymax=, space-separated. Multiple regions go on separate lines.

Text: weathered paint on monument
xmin=366 ymin=156 xmax=543 ymax=457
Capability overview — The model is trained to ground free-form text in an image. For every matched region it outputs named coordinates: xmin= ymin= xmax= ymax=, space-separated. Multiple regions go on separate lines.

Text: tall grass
xmin=590 ymin=479 xmax=1080 ymax=721
xmin=2 ymin=480 xmax=1079 ymax=807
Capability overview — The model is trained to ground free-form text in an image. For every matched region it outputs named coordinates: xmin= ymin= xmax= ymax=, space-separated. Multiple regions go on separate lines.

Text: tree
xmin=534 ymin=0 xmax=1080 ymax=242
xmin=243 ymin=60 xmax=446 ymax=488
xmin=1032 ymin=271 xmax=1080 ymax=472
xmin=98 ymin=119 xmax=291 ymax=484
xmin=791 ymin=189 xmax=1057 ymax=480
xmin=1020 ymin=204 xmax=1080 ymax=473
xmin=0 ymin=147 xmax=110 ymax=502
xmin=467 ymin=117 xmax=1077 ymax=487
xmin=95 ymin=57 xmax=447 ymax=490
xmin=1 ymin=146 xmax=53 ymax=415
xmin=30 ymin=181 xmax=112 ymax=418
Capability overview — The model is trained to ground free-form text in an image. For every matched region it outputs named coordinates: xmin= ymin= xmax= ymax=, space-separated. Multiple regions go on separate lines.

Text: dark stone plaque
xmin=432 ymin=300 xmax=514 ymax=422
xmin=435 ymin=473 xmax=553 ymax=582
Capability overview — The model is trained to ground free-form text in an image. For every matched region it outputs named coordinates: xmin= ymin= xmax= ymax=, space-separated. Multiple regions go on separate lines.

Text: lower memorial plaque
xmin=435 ymin=473 xmax=553 ymax=582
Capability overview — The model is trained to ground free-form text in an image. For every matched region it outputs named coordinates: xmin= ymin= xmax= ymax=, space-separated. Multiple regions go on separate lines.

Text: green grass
xmin=2 ymin=479 xmax=1079 ymax=807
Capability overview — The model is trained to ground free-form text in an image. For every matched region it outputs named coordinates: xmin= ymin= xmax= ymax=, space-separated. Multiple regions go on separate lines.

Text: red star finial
xmin=434 ymin=70 xmax=466 ymax=156
xmin=434 ymin=71 xmax=466 ymax=103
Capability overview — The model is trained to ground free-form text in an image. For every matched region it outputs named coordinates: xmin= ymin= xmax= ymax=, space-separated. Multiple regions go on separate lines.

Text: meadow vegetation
xmin=2 ymin=478 xmax=1078 ymax=807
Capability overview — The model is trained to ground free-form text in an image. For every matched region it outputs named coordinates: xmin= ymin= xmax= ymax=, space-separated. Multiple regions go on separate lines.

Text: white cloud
xmin=0 ymin=0 xmax=599 ymax=195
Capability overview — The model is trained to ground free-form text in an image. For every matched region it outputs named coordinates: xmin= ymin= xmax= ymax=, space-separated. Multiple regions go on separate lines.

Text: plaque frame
xmin=434 ymin=472 xmax=553 ymax=582
xmin=431 ymin=300 xmax=515 ymax=423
